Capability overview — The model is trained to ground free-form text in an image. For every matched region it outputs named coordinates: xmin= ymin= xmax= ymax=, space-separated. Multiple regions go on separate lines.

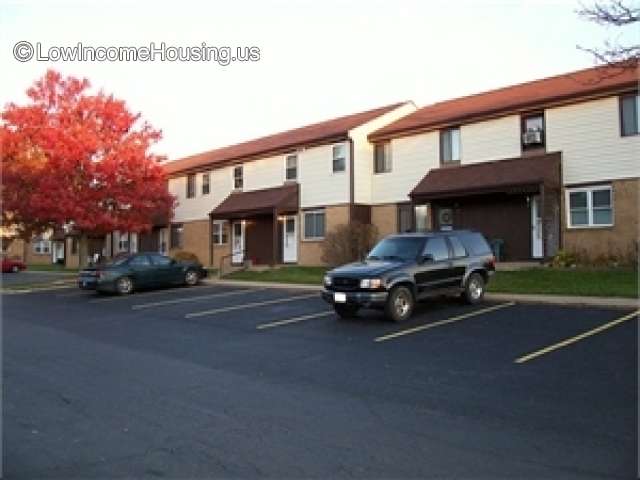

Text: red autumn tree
xmin=1 ymin=70 xmax=174 ymax=265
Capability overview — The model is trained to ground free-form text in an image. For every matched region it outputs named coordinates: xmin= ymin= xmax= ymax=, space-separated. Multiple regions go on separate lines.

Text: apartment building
xmin=367 ymin=63 xmax=639 ymax=262
xmin=162 ymin=102 xmax=416 ymax=268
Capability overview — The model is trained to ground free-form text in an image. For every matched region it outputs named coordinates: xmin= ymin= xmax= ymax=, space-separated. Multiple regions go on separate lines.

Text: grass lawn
xmin=488 ymin=268 xmax=638 ymax=298
xmin=225 ymin=265 xmax=638 ymax=298
xmin=225 ymin=266 xmax=327 ymax=285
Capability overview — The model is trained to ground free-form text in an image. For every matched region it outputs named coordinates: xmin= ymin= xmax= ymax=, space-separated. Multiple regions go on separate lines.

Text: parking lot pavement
xmin=3 ymin=285 xmax=637 ymax=479
xmin=1 ymin=270 xmax=75 ymax=287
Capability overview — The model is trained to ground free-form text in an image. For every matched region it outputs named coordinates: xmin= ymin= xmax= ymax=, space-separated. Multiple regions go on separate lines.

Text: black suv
xmin=321 ymin=230 xmax=495 ymax=322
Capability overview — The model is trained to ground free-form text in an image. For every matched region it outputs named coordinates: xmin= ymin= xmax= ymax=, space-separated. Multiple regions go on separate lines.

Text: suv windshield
xmin=367 ymin=237 xmax=425 ymax=262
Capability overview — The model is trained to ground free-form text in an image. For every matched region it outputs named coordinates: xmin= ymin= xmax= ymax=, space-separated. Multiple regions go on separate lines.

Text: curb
xmin=204 ymin=278 xmax=637 ymax=309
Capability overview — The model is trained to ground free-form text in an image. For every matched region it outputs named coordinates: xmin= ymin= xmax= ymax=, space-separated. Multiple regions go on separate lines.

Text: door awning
xmin=210 ymin=183 xmax=299 ymax=219
xmin=410 ymin=152 xmax=561 ymax=201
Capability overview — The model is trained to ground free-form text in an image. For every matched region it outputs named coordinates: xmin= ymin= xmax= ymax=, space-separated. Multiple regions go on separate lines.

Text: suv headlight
xmin=360 ymin=278 xmax=382 ymax=289
xmin=323 ymin=275 xmax=332 ymax=286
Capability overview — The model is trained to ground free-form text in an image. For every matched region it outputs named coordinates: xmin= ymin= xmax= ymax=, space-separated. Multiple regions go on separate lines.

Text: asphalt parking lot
xmin=3 ymin=283 xmax=637 ymax=479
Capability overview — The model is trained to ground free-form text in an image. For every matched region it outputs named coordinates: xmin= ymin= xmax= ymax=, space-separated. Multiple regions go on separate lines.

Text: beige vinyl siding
xmin=299 ymin=143 xmax=350 ymax=208
xmin=546 ymin=96 xmax=640 ymax=185
xmin=243 ymin=154 xmax=288 ymax=191
xmin=370 ymin=131 xmax=439 ymax=204
xmin=170 ymin=166 xmax=233 ymax=222
xmin=460 ymin=115 xmax=521 ymax=164
xmin=349 ymin=102 xmax=417 ymax=204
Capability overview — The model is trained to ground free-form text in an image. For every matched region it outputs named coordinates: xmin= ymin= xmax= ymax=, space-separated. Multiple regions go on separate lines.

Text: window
xmin=186 ymin=174 xmax=196 ymax=198
xmin=118 ymin=232 xmax=129 ymax=252
xmin=620 ymin=94 xmax=639 ymax=136
xmin=414 ymin=205 xmax=429 ymax=232
xmin=567 ymin=186 xmax=613 ymax=228
xmin=448 ymin=236 xmax=467 ymax=258
xmin=129 ymin=255 xmax=151 ymax=267
xmin=212 ymin=221 xmax=228 ymax=245
xmin=170 ymin=223 xmax=184 ymax=248
xmin=440 ymin=127 xmax=461 ymax=164
xmin=374 ymin=142 xmax=392 ymax=173
xmin=521 ymin=113 xmax=545 ymax=148
xmin=303 ymin=210 xmax=325 ymax=239
xmin=149 ymin=253 xmax=172 ymax=266
xmin=202 ymin=173 xmax=210 ymax=195
xmin=422 ymin=237 xmax=449 ymax=262
xmin=285 ymin=154 xmax=298 ymax=181
xmin=332 ymin=144 xmax=346 ymax=173
xmin=367 ymin=237 xmax=425 ymax=262
xmin=397 ymin=204 xmax=415 ymax=233
xmin=233 ymin=165 xmax=243 ymax=190
xmin=33 ymin=238 xmax=51 ymax=254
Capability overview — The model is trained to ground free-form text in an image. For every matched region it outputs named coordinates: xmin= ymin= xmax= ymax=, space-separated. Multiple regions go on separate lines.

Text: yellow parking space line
xmin=374 ymin=302 xmax=516 ymax=343
xmin=257 ymin=310 xmax=334 ymax=330
xmin=515 ymin=309 xmax=640 ymax=364
xmin=131 ymin=288 xmax=266 ymax=310
xmin=185 ymin=293 xmax=319 ymax=319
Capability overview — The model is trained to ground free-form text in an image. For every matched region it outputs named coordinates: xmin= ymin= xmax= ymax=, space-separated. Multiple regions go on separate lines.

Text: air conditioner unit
xmin=522 ymin=130 xmax=543 ymax=145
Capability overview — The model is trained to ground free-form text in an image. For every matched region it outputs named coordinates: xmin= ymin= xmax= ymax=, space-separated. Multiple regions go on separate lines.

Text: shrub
xmin=321 ymin=222 xmax=379 ymax=267
xmin=172 ymin=251 xmax=200 ymax=263
xmin=550 ymin=249 xmax=579 ymax=268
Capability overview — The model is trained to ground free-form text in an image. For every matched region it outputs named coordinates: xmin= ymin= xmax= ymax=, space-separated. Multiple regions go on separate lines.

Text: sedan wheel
xmin=184 ymin=269 xmax=199 ymax=286
xmin=116 ymin=276 xmax=134 ymax=295
xmin=11 ymin=265 xmax=19 ymax=273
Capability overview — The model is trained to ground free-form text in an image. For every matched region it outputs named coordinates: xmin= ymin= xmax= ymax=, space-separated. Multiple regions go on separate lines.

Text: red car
xmin=1 ymin=256 xmax=27 ymax=273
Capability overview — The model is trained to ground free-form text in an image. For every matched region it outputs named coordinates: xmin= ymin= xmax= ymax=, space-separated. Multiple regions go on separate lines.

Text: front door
xmin=282 ymin=216 xmax=297 ymax=263
xmin=531 ymin=195 xmax=543 ymax=258
xmin=232 ymin=221 xmax=245 ymax=264
xmin=52 ymin=241 xmax=65 ymax=264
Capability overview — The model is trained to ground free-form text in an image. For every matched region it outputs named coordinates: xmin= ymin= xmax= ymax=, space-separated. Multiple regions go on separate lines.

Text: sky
xmin=1 ymin=0 xmax=636 ymax=161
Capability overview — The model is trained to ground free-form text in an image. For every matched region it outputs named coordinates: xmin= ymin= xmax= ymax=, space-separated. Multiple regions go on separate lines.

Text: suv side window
xmin=459 ymin=232 xmax=492 ymax=255
xmin=448 ymin=236 xmax=467 ymax=258
xmin=422 ymin=237 xmax=449 ymax=262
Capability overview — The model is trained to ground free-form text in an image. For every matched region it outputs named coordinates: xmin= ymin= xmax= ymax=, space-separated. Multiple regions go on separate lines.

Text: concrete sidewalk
xmin=204 ymin=278 xmax=638 ymax=310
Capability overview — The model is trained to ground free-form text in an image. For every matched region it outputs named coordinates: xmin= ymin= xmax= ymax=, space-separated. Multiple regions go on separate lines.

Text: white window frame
xmin=302 ymin=209 xmax=326 ymax=241
xmin=212 ymin=220 xmax=228 ymax=245
xmin=332 ymin=143 xmax=346 ymax=174
xmin=284 ymin=153 xmax=298 ymax=181
xmin=374 ymin=142 xmax=392 ymax=174
xmin=202 ymin=172 xmax=210 ymax=195
xmin=566 ymin=185 xmax=614 ymax=229
xmin=33 ymin=239 xmax=51 ymax=254
xmin=232 ymin=165 xmax=243 ymax=190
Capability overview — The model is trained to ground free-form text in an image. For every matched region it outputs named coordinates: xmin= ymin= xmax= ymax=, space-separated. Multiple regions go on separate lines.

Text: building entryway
xmin=531 ymin=195 xmax=544 ymax=258
xmin=232 ymin=221 xmax=245 ymax=265
xmin=282 ymin=216 xmax=298 ymax=263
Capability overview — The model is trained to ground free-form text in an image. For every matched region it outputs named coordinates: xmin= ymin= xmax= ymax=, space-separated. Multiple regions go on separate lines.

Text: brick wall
xmin=563 ymin=178 xmax=639 ymax=261
xmin=298 ymin=204 xmax=349 ymax=266
xmin=370 ymin=203 xmax=398 ymax=239
xmin=169 ymin=219 xmax=211 ymax=265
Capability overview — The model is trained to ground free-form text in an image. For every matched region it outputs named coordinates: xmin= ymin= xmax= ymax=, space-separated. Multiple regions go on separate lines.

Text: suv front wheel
xmin=462 ymin=272 xmax=485 ymax=304
xmin=385 ymin=285 xmax=414 ymax=322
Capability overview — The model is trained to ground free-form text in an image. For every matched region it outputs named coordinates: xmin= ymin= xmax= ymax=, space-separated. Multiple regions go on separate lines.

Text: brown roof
xmin=410 ymin=152 xmax=561 ymax=200
xmin=370 ymin=61 xmax=639 ymax=141
xmin=164 ymin=102 xmax=409 ymax=176
xmin=210 ymin=183 xmax=299 ymax=219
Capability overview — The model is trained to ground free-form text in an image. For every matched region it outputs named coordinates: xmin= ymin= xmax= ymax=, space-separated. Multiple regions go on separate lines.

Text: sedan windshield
xmin=367 ymin=237 xmax=425 ymax=262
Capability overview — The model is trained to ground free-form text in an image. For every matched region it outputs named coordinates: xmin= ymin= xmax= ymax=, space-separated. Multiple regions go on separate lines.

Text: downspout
xmin=348 ymin=137 xmax=355 ymax=224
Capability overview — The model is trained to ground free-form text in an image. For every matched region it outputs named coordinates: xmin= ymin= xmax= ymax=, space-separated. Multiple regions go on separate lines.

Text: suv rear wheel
xmin=334 ymin=304 xmax=359 ymax=319
xmin=462 ymin=272 xmax=485 ymax=304
xmin=385 ymin=285 xmax=414 ymax=322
